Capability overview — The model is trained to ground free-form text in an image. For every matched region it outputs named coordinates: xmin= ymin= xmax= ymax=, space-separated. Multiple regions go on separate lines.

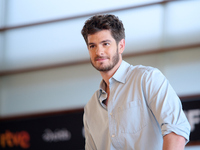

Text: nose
xmin=96 ymin=46 xmax=104 ymax=56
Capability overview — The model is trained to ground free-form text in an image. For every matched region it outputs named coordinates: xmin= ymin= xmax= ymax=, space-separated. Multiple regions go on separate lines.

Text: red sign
xmin=0 ymin=130 xmax=30 ymax=149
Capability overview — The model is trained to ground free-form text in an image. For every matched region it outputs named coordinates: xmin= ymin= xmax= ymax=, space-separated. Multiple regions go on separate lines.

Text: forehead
xmin=87 ymin=30 xmax=115 ymax=43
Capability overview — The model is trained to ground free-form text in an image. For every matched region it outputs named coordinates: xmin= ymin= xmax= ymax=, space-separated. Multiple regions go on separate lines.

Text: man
xmin=81 ymin=14 xmax=190 ymax=150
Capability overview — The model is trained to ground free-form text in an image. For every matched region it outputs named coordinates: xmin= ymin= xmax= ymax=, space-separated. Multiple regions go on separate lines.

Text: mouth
xmin=95 ymin=56 xmax=109 ymax=62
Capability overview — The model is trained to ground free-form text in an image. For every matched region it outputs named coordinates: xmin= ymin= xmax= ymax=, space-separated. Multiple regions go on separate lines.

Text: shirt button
xmin=112 ymin=134 xmax=115 ymax=137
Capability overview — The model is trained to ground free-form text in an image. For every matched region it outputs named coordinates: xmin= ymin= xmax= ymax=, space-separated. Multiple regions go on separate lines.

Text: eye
xmin=89 ymin=45 xmax=95 ymax=49
xmin=103 ymin=42 xmax=110 ymax=46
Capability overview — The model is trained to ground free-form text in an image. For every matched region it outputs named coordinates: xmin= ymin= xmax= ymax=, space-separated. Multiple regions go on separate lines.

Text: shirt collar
xmin=98 ymin=61 xmax=131 ymax=109
xmin=99 ymin=60 xmax=130 ymax=90
xmin=111 ymin=60 xmax=131 ymax=84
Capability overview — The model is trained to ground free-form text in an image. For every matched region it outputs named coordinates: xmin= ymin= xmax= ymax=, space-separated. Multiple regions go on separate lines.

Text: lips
xmin=95 ymin=56 xmax=109 ymax=61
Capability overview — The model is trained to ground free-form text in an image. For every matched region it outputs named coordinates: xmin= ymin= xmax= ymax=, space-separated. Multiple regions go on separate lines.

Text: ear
xmin=118 ymin=39 xmax=125 ymax=54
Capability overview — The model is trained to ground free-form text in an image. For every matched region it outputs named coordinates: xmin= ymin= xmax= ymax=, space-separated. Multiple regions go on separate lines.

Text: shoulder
xmin=126 ymin=64 xmax=167 ymax=87
xmin=128 ymin=65 xmax=161 ymax=78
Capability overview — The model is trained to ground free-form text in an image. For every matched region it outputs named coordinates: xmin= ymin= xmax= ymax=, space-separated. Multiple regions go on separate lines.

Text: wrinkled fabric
xmin=84 ymin=61 xmax=190 ymax=150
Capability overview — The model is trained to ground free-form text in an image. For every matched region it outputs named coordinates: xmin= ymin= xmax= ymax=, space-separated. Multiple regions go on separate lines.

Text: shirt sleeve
xmin=83 ymin=110 xmax=97 ymax=150
xmin=143 ymin=68 xmax=191 ymax=143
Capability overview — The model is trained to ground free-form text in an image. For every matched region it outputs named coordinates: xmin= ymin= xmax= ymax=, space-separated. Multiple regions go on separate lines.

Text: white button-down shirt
xmin=84 ymin=60 xmax=190 ymax=150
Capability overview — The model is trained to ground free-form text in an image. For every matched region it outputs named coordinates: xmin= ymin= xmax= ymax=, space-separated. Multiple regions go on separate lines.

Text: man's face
xmin=87 ymin=30 xmax=120 ymax=72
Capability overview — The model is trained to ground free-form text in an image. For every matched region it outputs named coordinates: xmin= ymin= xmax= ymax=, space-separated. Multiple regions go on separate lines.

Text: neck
xmin=100 ymin=59 xmax=122 ymax=86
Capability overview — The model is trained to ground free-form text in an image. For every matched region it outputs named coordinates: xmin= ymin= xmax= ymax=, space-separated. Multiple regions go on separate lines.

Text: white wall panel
xmin=0 ymin=63 xmax=101 ymax=117
xmin=0 ymin=33 xmax=6 ymax=72
xmin=185 ymin=146 xmax=200 ymax=150
xmin=165 ymin=0 xmax=200 ymax=47
xmin=125 ymin=47 xmax=200 ymax=96
xmin=162 ymin=47 xmax=200 ymax=96
xmin=1 ymin=47 xmax=200 ymax=117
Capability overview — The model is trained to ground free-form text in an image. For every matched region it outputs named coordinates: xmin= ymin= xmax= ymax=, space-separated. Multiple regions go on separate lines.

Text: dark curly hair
xmin=81 ymin=14 xmax=125 ymax=45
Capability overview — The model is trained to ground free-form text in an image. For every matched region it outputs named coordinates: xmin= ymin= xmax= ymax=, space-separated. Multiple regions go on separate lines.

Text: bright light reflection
xmin=6 ymin=0 xmax=163 ymax=26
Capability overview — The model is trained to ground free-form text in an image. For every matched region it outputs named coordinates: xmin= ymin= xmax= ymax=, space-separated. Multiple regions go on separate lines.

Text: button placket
xmin=108 ymin=84 xmax=117 ymax=141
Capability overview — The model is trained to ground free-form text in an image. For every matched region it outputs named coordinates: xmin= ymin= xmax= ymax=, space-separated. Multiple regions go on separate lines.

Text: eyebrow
xmin=88 ymin=42 xmax=95 ymax=46
xmin=88 ymin=40 xmax=111 ymax=45
xmin=100 ymin=40 xmax=111 ymax=44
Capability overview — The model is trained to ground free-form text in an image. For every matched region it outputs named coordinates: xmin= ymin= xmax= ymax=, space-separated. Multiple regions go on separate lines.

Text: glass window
xmin=3 ymin=17 xmax=89 ymax=70
xmin=0 ymin=0 xmax=6 ymax=28
xmin=114 ymin=5 xmax=163 ymax=53
xmin=165 ymin=0 xmax=200 ymax=47
xmin=1 ymin=0 xmax=200 ymax=71
xmin=6 ymin=0 xmax=163 ymax=26
xmin=2 ymin=5 xmax=164 ymax=70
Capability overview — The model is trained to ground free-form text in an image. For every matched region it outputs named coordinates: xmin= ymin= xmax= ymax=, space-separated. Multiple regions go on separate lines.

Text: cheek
xmin=109 ymin=47 xmax=117 ymax=55
xmin=88 ymin=51 xmax=95 ymax=58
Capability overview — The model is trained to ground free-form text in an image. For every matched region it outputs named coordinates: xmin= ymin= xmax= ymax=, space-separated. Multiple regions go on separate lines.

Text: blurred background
xmin=0 ymin=0 xmax=200 ymax=149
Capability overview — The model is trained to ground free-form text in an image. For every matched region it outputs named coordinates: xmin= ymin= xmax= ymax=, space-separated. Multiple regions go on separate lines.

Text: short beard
xmin=90 ymin=48 xmax=119 ymax=72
